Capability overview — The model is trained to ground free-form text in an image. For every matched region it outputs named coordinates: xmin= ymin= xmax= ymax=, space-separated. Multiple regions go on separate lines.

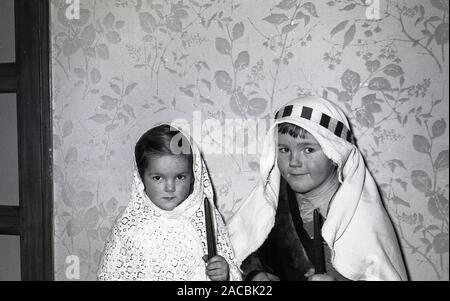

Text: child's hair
xmin=135 ymin=124 xmax=193 ymax=180
xmin=278 ymin=122 xmax=338 ymax=170
xmin=278 ymin=122 xmax=308 ymax=139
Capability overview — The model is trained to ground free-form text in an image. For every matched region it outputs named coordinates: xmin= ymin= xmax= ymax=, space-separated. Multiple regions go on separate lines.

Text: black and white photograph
xmin=0 ymin=0 xmax=448 ymax=284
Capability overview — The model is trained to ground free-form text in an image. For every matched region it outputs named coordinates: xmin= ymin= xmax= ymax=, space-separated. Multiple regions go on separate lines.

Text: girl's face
xmin=143 ymin=154 xmax=193 ymax=211
xmin=277 ymin=131 xmax=335 ymax=194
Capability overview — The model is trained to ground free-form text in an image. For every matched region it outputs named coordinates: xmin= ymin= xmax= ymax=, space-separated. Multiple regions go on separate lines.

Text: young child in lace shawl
xmin=97 ymin=124 xmax=241 ymax=281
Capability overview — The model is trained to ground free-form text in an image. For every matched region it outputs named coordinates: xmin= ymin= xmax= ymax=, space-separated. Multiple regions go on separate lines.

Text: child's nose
xmin=164 ymin=179 xmax=176 ymax=192
xmin=289 ymin=152 xmax=303 ymax=167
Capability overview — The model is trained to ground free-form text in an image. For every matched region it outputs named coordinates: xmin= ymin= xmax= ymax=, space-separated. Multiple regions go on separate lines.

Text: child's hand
xmin=204 ymin=255 xmax=229 ymax=281
xmin=304 ymin=268 xmax=335 ymax=281
xmin=251 ymin=272 xmax=280 ymax=281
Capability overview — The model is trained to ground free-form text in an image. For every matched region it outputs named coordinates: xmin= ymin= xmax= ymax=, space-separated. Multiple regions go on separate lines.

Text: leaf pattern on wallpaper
xmin=53 ymin=0 xmax=126 ymax=100
xmin=51 ymin=0 xmax=449 ymax=280
xmin=321 ymin=1 xmax=448 ymax=280
xmin=253 ymin=0 xmax=319 ymax=110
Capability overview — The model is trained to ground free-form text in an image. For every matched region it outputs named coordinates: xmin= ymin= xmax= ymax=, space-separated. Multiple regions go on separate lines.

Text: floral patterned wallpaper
xmin=51 ymin=0 xmax=449 ymax=280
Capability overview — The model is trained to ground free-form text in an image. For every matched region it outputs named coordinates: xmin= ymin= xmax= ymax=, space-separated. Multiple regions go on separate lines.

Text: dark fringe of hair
xmin=277 ymin=122 xmax=308 ymax=138
xmin=135 ymin=124 xmax=193 ymax=180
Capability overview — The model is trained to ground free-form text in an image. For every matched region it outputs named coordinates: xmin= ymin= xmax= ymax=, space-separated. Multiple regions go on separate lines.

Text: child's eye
xmin=152 ymin=176 xmax=162 ymax=181
xmin=304 ymin=147 xmax=315 ymax=154
xmin=278 ymin=147 xmax=289 ymax=154
xmin=176 ymin=175 xmax=186 ymax=180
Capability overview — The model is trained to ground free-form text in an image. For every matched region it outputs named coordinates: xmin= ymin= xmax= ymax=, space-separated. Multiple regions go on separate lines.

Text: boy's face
xmin=143 ymin=154 xmax=193 ymax=211
xmin=277 ymin=131 xmax=335 ymax=194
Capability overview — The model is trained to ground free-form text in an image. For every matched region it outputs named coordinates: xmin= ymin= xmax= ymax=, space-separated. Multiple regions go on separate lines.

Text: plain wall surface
xmin=0 ymin=94 xmax=19 ymax=206
xmin=0 ymin=0 xmax=20 ymax=282
xmin=0 ymin=235 xmax=21 ymax=281
xmin=0 ymin=0 xmax=15 ymax=63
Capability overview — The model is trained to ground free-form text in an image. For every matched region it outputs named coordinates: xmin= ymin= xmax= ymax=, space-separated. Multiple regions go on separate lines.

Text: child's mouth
xmin=290 ymin=173 xmax=308 ymax=177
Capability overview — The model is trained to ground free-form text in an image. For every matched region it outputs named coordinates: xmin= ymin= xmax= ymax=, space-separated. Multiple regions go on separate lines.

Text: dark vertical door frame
xmin=15 ymin=0 xmax=54 ymax=280
xmin=0 ymin=0 xmax=53 ymax=281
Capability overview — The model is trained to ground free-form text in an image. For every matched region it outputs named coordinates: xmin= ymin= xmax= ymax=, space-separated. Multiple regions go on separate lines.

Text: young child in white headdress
xmin=97 ymin=124 xmax=241 ymax=281
xmin=228 ymin=96 xmax=408 ymax=281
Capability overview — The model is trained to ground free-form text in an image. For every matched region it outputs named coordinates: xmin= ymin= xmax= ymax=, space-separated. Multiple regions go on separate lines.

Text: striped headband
xmin=275 ymin=105 xmax=354 ymax=144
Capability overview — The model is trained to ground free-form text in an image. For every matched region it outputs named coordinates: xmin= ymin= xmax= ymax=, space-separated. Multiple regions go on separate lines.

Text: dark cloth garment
xmin=302 ymin=220 xmax=348 ymax=281
xmin=241 ymin=178 xmax=348 ymax=281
